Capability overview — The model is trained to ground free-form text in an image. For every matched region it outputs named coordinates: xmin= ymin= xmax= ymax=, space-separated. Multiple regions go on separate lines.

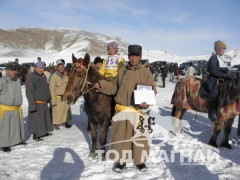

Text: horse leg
xmin=87 ymin=121 xmax=91 ymax=131
xmin=171 ymin=106 xmax=186 ymax=134
xmin=171 ymin=105 xmax=176 ymax=116
xmin=99 ymin=120 xmax=110 ymax=160
xmin=174 ymin=107 xmax=182 ymax=119
xmin=220 ymin=118 xmax=234 ymax=149
xmin=180 ymin=109 xmax=187 ymax=119
xmin=89 ymin=121 xmax=98 ymax=159
xmin=208 ymin=121 xmax=223 ymax=148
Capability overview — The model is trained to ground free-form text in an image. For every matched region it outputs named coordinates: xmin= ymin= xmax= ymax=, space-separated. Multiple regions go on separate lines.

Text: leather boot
xmin=54 ymin=124 xmax=60 ymax=130
xmin=33 ymin=134 xmax=44 ymax=141
xmin=64 ymin=122 xmax=72 ymax=128
xmin=2 ymin=147 xmax=11 ymax=152
xmin=208 ymin=98 xmax=218 ymax=122
xmin=113 ymin=162 xmax=126 ymax=173
xmin=208 ymin=109 xmax=217 ymax=122
xmin=136 ymin=163 xmax=148 ymax=172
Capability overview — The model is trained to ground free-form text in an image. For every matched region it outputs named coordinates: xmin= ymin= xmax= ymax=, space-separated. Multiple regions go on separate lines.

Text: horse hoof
xmin=220 ymin=143 xmax=232 ymax=149
xmin=208 ymin=140 xmax=218 ymax=148
xmin=87 ymin=127 xmax=91 ymax=131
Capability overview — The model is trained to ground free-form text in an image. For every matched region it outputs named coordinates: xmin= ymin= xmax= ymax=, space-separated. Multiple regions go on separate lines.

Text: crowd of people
xmin=0 ymin=40 xmax=239 ymax=173
xmin=0 ymin=57 xmax=72 ymax=149
xmin=150 ymin=62 xmax=179 ymax=88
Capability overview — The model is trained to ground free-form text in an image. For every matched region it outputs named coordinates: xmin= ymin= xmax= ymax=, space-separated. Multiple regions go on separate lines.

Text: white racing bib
xmin=105 ymin=55 xmax=121 ymax=70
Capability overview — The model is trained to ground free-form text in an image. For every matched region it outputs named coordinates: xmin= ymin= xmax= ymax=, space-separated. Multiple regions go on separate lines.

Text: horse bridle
xmin=72 ymin=62 xmax=95 ymax=95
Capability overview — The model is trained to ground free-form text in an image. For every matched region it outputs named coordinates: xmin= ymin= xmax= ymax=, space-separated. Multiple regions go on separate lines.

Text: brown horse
xmin=171 ymin=76 xmax=240 ymax=149
xmin=63 ymin=53 xmax=112 ymax=159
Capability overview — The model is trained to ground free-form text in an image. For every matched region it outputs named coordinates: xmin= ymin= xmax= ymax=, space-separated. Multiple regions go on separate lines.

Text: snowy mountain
xmin=0 ymin=28 xmax=240 ymax=179
xmin=0 ymin=28 xmax=129 ymax=64
xmin=0 ymin=28 xmax=239 ymax=65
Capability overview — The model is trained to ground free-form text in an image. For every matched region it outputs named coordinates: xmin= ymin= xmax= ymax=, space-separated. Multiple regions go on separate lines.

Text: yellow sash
xmin=0 ymin=104 xmax=22 ymax=120
xmin=115 ymin=104 xmax=148 ymax=128
xmin=115 ymin=104 xmax=140 ymax=112
xmin=56 ymin=95 xmax=62 ymax=99
xmin=36 ymin=100 xmax=47 ymax=104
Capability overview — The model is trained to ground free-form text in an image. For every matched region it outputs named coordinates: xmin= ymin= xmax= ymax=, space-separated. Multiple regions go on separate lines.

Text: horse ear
xmin=72 ymin=53 xmax=77 ymax=64
xmin=83 ymin=53 xmax=90 ymax=66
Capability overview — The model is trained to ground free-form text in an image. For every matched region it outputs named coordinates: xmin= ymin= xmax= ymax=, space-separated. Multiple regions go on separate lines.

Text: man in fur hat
xmin=95 ymin=45 xmax=156 ymax=173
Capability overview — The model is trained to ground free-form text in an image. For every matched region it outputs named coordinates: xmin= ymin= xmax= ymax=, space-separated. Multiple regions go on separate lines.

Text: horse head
xmin=63 ymin=53 xmax=93 ymax=104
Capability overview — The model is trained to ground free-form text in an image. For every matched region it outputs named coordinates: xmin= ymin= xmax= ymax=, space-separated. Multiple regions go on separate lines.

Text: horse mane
xmin=219 ymin=76 xmax=240 ymax=107
xmin=88 ymin=63 xmax=108 ymax=82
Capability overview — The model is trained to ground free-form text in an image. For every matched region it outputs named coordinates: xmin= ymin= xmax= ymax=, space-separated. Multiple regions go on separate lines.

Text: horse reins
xmin=73 ymin=62 xmax=95 ymax=95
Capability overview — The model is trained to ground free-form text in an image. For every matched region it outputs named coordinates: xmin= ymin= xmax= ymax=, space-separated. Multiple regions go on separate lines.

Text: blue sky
xmin=0 ymin=0 xmax=239 ymax=56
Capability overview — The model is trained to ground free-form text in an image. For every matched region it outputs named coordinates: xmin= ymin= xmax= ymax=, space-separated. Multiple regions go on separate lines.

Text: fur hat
xmin=214 ymin=40 xmax=227 ymax=52
xmin=93 ymin=57 xmax=103 ymax=64
xmin=107 ymin=41 xmax=118 ymax=51
xmin=128 ymin=45 xmax=142 ymax=56
xmin=56 ymin=59 xmax=65 ymax=66
xmin=35 ymin=61 xmax=46 ymax=68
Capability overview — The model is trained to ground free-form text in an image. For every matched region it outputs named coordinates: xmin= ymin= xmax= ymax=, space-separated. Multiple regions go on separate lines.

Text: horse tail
xmin=171 ymin=105 xmax=176 ymax=116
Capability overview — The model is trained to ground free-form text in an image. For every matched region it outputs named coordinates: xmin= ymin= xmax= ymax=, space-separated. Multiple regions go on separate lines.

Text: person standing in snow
xmin=168 ymin=63 xmax=175 ymax=82
xmin=26 ymin=61 xmax=53 ymax=141
xmin=50 ymin=59 xmax=72 ymax=130
xmin=0 ymin=62 xmax=25 ymax=152
xmin=160 ymin=63 xmax=168 ymax=88
xmin=95 ymin=45 xmax=156 ymax=173
xmin=153 ymin=62 xmax=161 ymax=82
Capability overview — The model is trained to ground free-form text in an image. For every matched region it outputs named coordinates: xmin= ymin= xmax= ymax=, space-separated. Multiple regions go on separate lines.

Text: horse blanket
xmin=171 ymin=76 xmax=240 ymax=122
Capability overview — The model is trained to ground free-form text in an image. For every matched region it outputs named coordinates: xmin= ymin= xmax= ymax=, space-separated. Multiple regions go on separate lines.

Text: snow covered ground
xmin=0 ymin=76 xmax=240 ymax=180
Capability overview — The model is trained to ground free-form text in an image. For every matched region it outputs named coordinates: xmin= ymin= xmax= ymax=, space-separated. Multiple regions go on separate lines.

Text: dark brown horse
xmin=63 ymin=53 xmax=112 ymax=159
xmin=171 ymin=76 xmax=240 ymax=149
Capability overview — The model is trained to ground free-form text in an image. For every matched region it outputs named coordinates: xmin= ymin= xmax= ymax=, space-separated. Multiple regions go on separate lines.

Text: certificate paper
xmin=134 ymin=90 xmax=156 ymax=105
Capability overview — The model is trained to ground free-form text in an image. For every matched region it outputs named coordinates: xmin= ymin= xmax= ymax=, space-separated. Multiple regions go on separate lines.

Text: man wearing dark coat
xmin=153 ymin=62 xmax=160 ymax=82
xmin=206 ymin=40 xmax=233 ymax=122
xmin=161 ymin=63 xmax=168 ymax=88
xmin=26 ymin=61 xmax=53 ymax=141
xmin=168 ymin=63 xmax=175 ymax=82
